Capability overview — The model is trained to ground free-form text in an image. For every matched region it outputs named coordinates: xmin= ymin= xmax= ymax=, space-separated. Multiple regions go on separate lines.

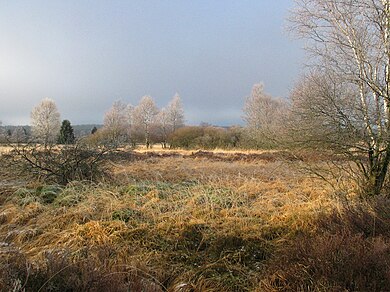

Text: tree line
xmin=0 ymin=87 xmax=288 ymax=150
xmin=100 ymin=94 xmax=184 ymax=148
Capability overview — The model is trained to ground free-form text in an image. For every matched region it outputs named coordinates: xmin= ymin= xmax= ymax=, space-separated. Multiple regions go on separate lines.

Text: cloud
xmin=0 ymin=0 xmax=303 ymax=126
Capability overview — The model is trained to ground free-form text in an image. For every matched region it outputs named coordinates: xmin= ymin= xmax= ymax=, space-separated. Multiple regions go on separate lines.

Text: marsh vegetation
xmin=1 ymin=147 xmax=390 ymax=291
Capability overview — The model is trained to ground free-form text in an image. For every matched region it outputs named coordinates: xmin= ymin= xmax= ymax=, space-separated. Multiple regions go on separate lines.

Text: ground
xmin=0 ymin=147 xmax=389 ymax=291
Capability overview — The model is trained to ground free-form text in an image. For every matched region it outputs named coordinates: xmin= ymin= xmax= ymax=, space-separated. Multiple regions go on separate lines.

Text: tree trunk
xmin=366 ymin=147 xmax=390 ymax=196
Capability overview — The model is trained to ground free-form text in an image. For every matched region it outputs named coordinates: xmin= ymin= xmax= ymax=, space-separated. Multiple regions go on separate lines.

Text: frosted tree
xmin=133 ymin=96 xmax=159 ymax=148
xmin=166 ymin=93 xmax=185 ymax=132
xmin=103 ymin=100 xmax=128 ymax=146
xmin=289 ymin=0 xmax=390 ymax=195
xmin=155 ymin=94 xmax=185 ymax=148
xmin=11 ymin=127 xmax=28 ymax=143
xmin=31 ymin=98 xmax=61 ymax=146
xmin=243 ymin=83 xmax=286 ymax=147
xmin=156 ymin=107 xmax=170 ymax=148
xmin=125 ymin=103 xmax=137 ymax=146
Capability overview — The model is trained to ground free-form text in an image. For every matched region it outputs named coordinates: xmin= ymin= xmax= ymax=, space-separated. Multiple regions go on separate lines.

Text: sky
xmin=0 ymin=0 xmax=304 ymax=126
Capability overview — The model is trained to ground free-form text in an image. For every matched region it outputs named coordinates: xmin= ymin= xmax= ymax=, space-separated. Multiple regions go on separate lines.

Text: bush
xmin=168 ymin=126 xmax=204 ymax=148
xmin=168 ymin=126 xmax=243 ymax=149
xmin=261 ymin=197 xmax=390 ymax=291
xmin=11 ymin=142 xmax=111 ymax=185
xmin=261 ymin=230 xmax=390 ymax=291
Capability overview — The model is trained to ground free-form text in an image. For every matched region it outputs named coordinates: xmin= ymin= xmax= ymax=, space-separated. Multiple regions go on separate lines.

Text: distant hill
xmin=72 ymin=124 xmax=103 ymax=137
xmin=2 ymin=124 xmax=103 ymax=138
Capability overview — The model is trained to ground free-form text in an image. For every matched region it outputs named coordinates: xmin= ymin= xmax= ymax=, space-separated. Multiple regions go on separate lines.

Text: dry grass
xmin=135 ymin=144 xmax=281 ymax=155
xmin=0 ymin=149 xmax=388 ymax=291
xmin=0 ymin=145 xmax=13 ymax=154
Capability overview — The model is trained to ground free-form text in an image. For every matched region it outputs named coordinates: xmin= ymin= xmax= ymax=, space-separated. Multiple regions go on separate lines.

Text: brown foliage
xmin=2 ymin=149 xmax=390 ymax=291
xmin=260 ymin=197 xmax=390 ymax=291
xmin=10 ymin=143 xmax=111 ymax=185
xmin=1 ymin=248 xmax=164 ymax=292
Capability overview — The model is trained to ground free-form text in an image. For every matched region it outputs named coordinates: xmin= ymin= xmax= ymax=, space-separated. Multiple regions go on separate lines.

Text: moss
xmin=39 ymin=185 xmax=63 ymax=204
xmin=13 ymin=185 xmax=62 ymax=206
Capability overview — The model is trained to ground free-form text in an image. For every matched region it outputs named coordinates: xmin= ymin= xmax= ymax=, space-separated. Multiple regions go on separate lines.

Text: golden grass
xmin=134 ymin=144 xmax=281 ymax=155
xmin=0 ymin=145 xmax=13 ymax=154
xmin=0 ymin=150 xmax=359 ymax=291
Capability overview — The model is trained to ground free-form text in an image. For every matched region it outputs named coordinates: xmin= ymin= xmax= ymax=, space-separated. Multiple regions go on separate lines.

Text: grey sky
xmin=0 ymin=0 xmax=304 ymax=126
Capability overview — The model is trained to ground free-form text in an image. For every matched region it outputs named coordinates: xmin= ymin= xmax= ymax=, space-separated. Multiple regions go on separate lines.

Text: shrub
xmin=261 ymin=197 xmax=390 ymax=291
xmin=168 ymin=126 xmax=243 ymax=149
xmin=260 ymin=230 xmax=390 ymax=291
xmin=168 ymin=126 xmax=204 ymax=148
xmin=11 ymin=142 xmax=111 ymax=185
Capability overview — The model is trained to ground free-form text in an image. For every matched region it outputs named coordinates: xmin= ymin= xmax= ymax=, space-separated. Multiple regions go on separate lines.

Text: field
xmin=1 ymin=147 xmax=390 ymax=291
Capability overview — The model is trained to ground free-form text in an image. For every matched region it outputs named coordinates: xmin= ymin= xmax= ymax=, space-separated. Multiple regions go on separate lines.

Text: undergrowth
xmin=0 ymin=151 xmax=389 ymax=291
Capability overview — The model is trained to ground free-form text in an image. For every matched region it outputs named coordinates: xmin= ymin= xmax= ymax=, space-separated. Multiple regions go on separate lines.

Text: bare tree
xmin=11 ymin=127 xmax=28 ymax=143
xmin=243 ymin=83 xmax=287 ymax=148
xmin=125 ymin=103 xmax=137 ymax=147
xmin=166 ymin=93 xmax=185 ymax=132
xmin=103 ymin=100 xmax=128 ymax=146
xmin=31 ymin=98 xmax=61 ymax=146
xmin=289 ymin=0 xmax=390 ymax=195
xmin=156 ymin=94 xmax=185 ymax=148
xmin=156 ymin=107 xmax=170 ymax=148
xmin=133 ymin=96 xmax=159 ymax=148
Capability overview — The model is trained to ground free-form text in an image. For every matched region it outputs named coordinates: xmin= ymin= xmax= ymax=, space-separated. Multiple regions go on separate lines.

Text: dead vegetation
xmin=0 ymin=149 xmax=389 ymax=291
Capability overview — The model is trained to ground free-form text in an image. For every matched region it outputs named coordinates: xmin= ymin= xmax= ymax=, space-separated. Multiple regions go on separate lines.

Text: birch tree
xmin=125 ymin=103 xmax=137 ymax=146
xmin=133 ymin=96 xmax=159 ymax=148
xmin=243 ymin=83 xmax=287 ymax=148
xmin=166 ymin=93 xmax=185 ymax=132
xmin=103 ymin=100 xmax=128 ymax=146
xmin=157 ymin=94 xmax=185 ymax=148
xmin=157 ymin=107 xmax=170 ymax=148
xmin=289 ymin=0 xmax=390 ymax=195
xmin=31 ymin=98 xmax=61 ymax=146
